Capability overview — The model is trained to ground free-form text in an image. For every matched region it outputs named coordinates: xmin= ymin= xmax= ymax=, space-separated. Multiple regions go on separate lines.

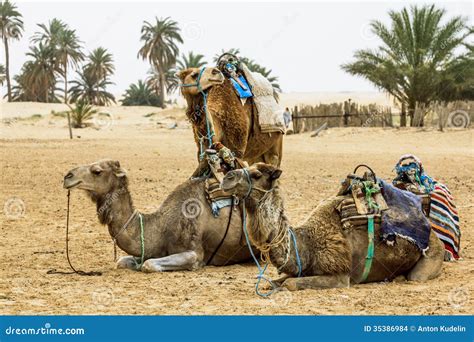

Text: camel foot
xmin=282 ymin=274 xmax=350 ymax=291
xmin=141 ymin=251 xmax=200 ymax=273
xmin=116 ymin=256 xmax=139 ymax=270
xmin=272 ymin=275 xmax=291 ymax=287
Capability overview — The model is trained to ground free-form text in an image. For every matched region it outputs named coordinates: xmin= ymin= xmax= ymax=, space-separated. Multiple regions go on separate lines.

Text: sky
xmin=1 ymin=0 xmax=472 ymax=96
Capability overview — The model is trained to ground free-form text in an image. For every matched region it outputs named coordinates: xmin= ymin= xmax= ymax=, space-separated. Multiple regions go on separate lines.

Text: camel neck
xmin=92 ymin=183 xmax=141 ymax=255
xmin=245 ymin=188 xmax=303 ymax=276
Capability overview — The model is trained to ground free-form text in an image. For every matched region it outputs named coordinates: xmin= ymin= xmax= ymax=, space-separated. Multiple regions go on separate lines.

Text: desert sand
xmin=0 ymin=101 xmax=472 ymax=315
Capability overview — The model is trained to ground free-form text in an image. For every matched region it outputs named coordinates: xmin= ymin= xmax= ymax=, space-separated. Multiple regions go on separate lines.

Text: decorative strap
xmin=360 ymin=215 xmax=375 ymax=282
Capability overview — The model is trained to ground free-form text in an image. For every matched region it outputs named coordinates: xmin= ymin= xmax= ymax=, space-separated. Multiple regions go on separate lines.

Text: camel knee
xmin=116 ymin=256 xmax=140 ymax=270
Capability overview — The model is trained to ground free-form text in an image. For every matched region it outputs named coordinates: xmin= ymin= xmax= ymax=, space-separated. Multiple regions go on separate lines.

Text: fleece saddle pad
xmin=205 ymin=177 xmax=233 ymax=217
xmin=240 ymin=63 xmax=286 ymax=134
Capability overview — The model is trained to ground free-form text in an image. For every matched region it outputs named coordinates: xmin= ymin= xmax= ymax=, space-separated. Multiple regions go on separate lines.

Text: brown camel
xmin=222 ymin=163 xmax=445 ymax=291
xmin=63 ymin=159 xmax=254 ymax=272
xmin=177 ymin=67 xmax=284 ymax=176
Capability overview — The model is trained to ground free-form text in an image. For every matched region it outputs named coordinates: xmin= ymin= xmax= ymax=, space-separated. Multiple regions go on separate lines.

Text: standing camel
xmin=63 ymin=159 xmax=254 ymax=272
xmin=222 ymin=163 xmax=445 ymax=291
xmin=177 ymin=67 xmax=283 ymax=177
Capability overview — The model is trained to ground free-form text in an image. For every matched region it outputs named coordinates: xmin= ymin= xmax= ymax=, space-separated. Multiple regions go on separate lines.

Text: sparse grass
xmin=144 ymin=112 xmax=158 ymax=118
xmin=51 ymin=110 xmax=68 ymax=118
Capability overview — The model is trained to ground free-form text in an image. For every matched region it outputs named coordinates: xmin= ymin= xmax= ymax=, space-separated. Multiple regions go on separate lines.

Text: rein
xmin=47 ymin=190 xmax=102 ymax=276
xmin=241 ymin=168 xmax=302 ymax=297
xmin=180 ymin=67 xmax=215 ymax=160
xmin=48 ymin=190 xmax=146 ymax=276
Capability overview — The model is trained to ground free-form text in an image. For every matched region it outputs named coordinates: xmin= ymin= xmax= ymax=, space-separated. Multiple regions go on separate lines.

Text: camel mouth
xmin=208 ymin=77 xmax=224 ymax=83
xmin=64 ymin=180 xmax=82 ymax=189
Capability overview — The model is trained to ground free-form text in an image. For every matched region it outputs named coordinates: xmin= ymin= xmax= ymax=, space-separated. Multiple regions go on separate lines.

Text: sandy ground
xmin=0 ymin=104 xmax=472 ymax=315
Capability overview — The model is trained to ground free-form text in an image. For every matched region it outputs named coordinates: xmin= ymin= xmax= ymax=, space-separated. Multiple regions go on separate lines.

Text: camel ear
xmin=270 ymin=168 xmax=282 ymax=180
xmin=112 ymin=161 xmax=127 ymax=178
xmin=176 ymin=69 xmax=192 ymax=82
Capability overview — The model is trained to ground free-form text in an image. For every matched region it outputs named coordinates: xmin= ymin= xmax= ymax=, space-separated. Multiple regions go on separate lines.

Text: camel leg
xmin=141 ymin=251 xmax=200 ymax=273
xmin=282 ymin=274 xmax=350 ymax=291
xmin=407 ymin=231 xmax=445 ymax=281
xmin=262 ymin=136 xmax=283 ymax=167
xmin=116 ymin=256 xmax=139 ymax=270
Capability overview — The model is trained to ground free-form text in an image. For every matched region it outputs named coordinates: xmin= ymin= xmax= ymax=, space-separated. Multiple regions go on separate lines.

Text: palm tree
xmin=23 ymin=43 xmax=57 ymax=102
xmin=177 ymin=51 xmax=206 ymax=70
xmin=0 ymin=0 xmax=23 ymax=101
xmin=69 ymin=70 xmax=115 ymax=105
xmin=0 ymin=64 xmax=5 ymax=86
xmin=341 ymin=5 xmax=471 ymax=126
xmin=33 ymin=19 xmax=84 ymax=103
xmin=138 ymin=17 xmax=183 ymax=104
xmin=122 ymin=80 xmax=162 ymax=107
xmin=146 ymin=66 xmax=179 ymax=96
xmin=67 ymin=100 xmax=98 ymax=128
xmin=84 ymin=47 xmax=115 ymax=83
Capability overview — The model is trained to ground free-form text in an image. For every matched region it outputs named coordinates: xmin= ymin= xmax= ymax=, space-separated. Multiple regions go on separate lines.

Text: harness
xmin=337 ymin=164 xmax=388 ymax=283
xmin=241 ymin=168 xmax=302 ymax=297
xmin=180 ymin=67 xmax=215 ymax=160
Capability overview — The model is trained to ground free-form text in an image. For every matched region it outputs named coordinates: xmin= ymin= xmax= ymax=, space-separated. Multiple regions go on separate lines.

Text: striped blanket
xmin=429 ymin=183 xmax=461 ymax=260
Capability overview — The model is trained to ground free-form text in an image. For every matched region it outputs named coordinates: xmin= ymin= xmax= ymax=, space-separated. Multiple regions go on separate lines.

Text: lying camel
xmin=222 ymin=163 xmax=445 ymax=291
xmin=177 ymin=67 xmax=284 ymax=177
xmin=63 ymin=159 xmax=253 ymax=272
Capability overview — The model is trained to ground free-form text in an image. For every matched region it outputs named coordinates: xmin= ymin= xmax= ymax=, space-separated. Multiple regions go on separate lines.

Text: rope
xmin=241 ymin=168 xmax=303 ymax=297
xmin=47 ymin=190 xmax=102 ymax=276
xmin=180 ymin=67 xmax=215 ymax=150
xmin=206 ymin=197 xmax=234 ymax=265
xmin=362 ymin=181 xmax=380 ymax=211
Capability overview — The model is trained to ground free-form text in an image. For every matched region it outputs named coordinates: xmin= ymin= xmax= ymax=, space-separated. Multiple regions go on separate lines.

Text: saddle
xmin=336 ymin=164 xmax=388 ymax=231
xmin=217 ymin=53 xmax=253 ymax=99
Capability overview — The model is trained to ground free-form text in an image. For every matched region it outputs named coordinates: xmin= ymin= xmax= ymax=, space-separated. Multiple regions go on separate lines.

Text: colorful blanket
xmin=428 ymin=183 xmax=460 ymax=260
xmin=379 ymin=180 xmax=431 ymax=253
xmin=393 ymin=154 xmax=461 ymax=260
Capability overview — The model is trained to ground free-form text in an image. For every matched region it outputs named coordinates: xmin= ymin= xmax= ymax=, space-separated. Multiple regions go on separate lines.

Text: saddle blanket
xmin=380 ymin=180 xmax=431 ymax=253
xmin=241 ymin=63 xmax=286 ymax=134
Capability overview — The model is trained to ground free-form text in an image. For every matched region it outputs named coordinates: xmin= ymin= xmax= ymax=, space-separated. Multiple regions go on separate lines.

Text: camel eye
xmin=191 ymin=72 xmax=199 ymax=79
xmin=253 ymin=171 xmax=263 ymax=179
xmin=92 ymin=169 xmax=102 ymax=176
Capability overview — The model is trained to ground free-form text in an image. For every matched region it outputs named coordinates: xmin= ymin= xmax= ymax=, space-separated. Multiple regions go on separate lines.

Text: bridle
xmin=180 ymin=67 xmax=215 ymax=158
xmin=239 ymin=168 xmax=302 ymax=297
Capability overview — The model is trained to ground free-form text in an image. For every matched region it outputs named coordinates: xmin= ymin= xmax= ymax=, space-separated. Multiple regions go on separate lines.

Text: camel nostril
xmin=64 ymin=172 xmax=74 ymax=180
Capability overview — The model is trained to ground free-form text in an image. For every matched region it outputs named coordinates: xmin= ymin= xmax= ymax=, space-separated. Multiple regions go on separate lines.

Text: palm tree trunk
xmin=66 ymin=111 xmax=73 ymax=139
xmin=4 ymin=37 xmax=12 ymax=102
xmin=157 ymin=64 xmax=166 ymax=107
xmin=64 ymin=59 xmax=68 ymax=104
xmin=400 ymin=102 xmax=407 ymax=127
xmin=408 ymin=100 xmax=416 ymax=127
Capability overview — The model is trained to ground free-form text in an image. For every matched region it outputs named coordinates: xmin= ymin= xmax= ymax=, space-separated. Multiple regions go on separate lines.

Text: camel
xmin=177 ymin=67 xmax=284 ymax=177
xmin=62 ymin=159 xmax=254 ymax=272
xmin=221 ymin=163 xmax=445 ymax=291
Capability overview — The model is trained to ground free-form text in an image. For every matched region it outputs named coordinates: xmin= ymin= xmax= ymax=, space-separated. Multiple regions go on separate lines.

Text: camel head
xmin=63 ymin=159 xmax=127 ymax=196
xmin=221 ymin=163 xmax=282 ymax=200
xmin=177 ymin=67 xmax=225 ymax=96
